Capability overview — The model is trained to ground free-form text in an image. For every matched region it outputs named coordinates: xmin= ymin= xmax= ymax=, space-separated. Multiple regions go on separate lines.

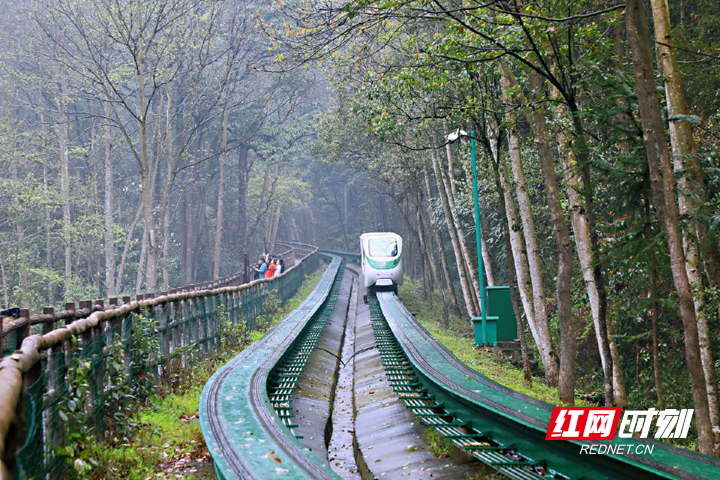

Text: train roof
xmin=360 ymin=232 xmax=402 ymax=239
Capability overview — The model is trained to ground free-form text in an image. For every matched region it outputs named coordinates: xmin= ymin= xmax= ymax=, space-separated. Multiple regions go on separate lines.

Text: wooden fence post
xmin=195 ymin=297 xmax=207 ymax=357
xmin=108 ymin=298 xmax=119 ymax=340
xmin=170 ymin=299 xmax=180 ymax=367
xmin=15 ymin=308 xmax=43 ymax=475
xmin=156 ymin=297 xmax=168 ymax=384
xmin=91 ymin=299 xmax=105 ymax=436
xmin=181 ymin=298 xmax=192 ymax=366
xmin=16 ymin=308 xmax=30 ymax=347
xmin=121 ymin=296 xmax=132 ymax=380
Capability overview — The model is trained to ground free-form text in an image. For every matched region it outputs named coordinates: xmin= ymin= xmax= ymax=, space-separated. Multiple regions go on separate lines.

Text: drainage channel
xmin=327 ymin=273 xmax=363 ymax=479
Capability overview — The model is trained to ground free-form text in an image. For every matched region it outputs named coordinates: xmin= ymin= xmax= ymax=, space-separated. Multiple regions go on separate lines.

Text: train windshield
xmin=368 ymin=238 xmax=398 ymax=257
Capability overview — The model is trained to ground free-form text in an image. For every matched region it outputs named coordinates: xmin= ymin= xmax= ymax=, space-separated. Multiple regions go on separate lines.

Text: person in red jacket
xmin=265 ymin=258 xmax=277 ymax=279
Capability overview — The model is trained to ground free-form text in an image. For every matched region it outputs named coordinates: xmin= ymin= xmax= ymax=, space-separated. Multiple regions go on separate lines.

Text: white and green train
xmin=360 ymin=232 xmax=403 ymax=298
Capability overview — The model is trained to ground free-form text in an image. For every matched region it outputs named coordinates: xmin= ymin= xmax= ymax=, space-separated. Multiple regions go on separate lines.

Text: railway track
xmin=200 ymin=248 xmax=720 ymax=480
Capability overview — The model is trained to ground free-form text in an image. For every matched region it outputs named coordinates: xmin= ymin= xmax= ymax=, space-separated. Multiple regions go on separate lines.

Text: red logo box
xmin=545 ymin=407 xmax=622 ymax=440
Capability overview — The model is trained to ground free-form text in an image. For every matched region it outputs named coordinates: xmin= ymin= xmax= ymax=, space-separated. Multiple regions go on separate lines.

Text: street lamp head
xmin=445 ymin=129 xmax=469 ymax=143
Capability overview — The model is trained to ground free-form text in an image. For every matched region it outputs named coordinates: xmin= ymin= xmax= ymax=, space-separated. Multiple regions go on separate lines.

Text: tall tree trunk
xmin=115 ymin=203 xmax=142 ymax=293
xmin=526 ymin=86 xmax=577 ymax=403
xmin=645 ymin=192 xmax=664 ymax=411
xmin=137 ymin=5 xmax=157 ymax=294
xmin=290 ymin=216 xmax=300 ymax=242
xmin=415 ymin=200 xmax=433 ymax=304
xmin=58 ymin=96 xmax=72 ymax=290
xmin=10 ymin=160 xmax=26 ymax=307
xmin=431 ymin=149 xmax=478 ymax=318
xmin=650 ymin=0 xmax=720 ymax=287
xmin=479 ymin=215 xmax=495 ymax=286
xmin=103 ymin=102 xmax=116 ymax=296
xmin=606 ymin=25 xmax=631 ymax=407
xmin=550 ymin=101 xmax=614 ymax=405
xmin=44 ymin=163 xmax=53 ymax=303
xmin=492 ymin=136 xmax=556 ymax=384
xmin=419 ymin=193 xmax=451 ymax=316
xmin=191 ymin=185 xmax=210 ymax=282
xmin=1 ymin=263 xmax=8 ymax=308
xmin=488 ymin=133 xmax=533 ymax=383
xmin=237 ymin=147 xmax=249 ymax=255
xmin=269 ymin=205 xmax=281 ymax=253
xmin=627 ymin=0 xmax=715 ymax=455
xmin=307 ymin=209 xmax=316 ymax=246
xmin=40 ymin=113 xmax=54 ymax=305
xmin=140 ymin=161 xmax=156 ymax=293
xmin=162 ymin=205 xmax=170 ymax=292
xmin=496 ymin=60 xmax=583 ymax=401
xmin=343 ymin=184 xmax=349 ymax=228
xmin=260 ymin=166 xmax=272 ymax=251
xmin=423 ymin=167 xmax=461 ymax=313
xmin=417 ymin=188 xmax=441 ymax=290
xmin=136 ymin=225 xmax=147 ymax=295
xmin=378 ymin=196 xmax=389 ymax=231
xmin=500 ymin=70 xmax=558 ymax=386
xmin=161 ymin=132 xmax=171 ymax=292
xmin=213 ymin=108 xmax=230 ymax=279
xmin=512 ymin=84 xmax=574 ymax=400
xmin=651 ymin=0 xmax=719 ymax=432
xmin=181 ymin=187 xmax=192 ymax=285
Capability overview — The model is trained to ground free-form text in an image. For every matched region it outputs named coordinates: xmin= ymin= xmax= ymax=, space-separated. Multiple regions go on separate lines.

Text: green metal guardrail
xmin=200 ymin=253 xmax=344 ymax=480
xmin=374 ymin=290 xmax=720 ymax=480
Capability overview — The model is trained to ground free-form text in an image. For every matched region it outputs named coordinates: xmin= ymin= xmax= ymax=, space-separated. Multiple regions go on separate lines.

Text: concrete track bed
xmin=353 ymin=279 xmax=478 ymax=480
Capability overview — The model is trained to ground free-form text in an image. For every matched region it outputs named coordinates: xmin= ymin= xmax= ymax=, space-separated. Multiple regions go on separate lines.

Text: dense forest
xmin=2 ymin=0 xmax=720 ymax=456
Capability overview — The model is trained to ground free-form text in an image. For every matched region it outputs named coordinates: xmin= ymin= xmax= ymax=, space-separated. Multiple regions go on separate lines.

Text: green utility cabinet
xmin=472 ymin=286 xmax=518 ymax=346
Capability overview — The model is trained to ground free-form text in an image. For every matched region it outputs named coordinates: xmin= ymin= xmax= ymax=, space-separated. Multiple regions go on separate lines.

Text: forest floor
xmin=84 ymin=267 xmax=326 ymax=480
xmin=398 ymin=279 xmax=589 ymax=406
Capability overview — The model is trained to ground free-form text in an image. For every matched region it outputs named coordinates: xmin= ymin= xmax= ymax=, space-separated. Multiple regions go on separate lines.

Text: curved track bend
xmin=201 ymin=247 xmax=720 ymax=480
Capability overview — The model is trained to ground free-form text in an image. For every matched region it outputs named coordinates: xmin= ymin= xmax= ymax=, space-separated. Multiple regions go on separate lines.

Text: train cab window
xmin=368 ymin=238 xmax=398 ymax=257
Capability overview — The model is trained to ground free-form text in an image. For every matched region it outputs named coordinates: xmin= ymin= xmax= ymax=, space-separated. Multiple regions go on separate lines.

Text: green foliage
xmin=56 ymin=319 xmax=155 ymax=479
xmin=56 ymin=341 xmax=98 ymax=479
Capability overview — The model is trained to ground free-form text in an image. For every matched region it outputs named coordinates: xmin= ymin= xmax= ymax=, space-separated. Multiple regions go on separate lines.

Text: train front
xmin=361 ymin=233 xmax=403 ymax=292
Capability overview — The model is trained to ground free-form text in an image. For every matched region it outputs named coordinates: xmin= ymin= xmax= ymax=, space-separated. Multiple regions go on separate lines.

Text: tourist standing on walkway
xmin=256 ymin=258 xmax=267 ymax=280
xmin=265 ymin=258 xmax=277 ymax=279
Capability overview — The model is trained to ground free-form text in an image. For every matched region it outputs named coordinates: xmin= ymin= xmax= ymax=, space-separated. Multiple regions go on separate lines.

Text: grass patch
xmin=81 ymin=265 xmax=327 ymax=479
xmin=423 ymin=429 xmax=503 ymax=479
xmin=423 ymin=428 xmax=454 ymax=458
xmin=399 ymin=278 xmax=588 ymax=406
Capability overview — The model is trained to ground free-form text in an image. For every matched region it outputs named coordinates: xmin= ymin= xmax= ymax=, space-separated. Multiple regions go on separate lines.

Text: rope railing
xmin=0 ymin=242 xmax=318 ymax=479
xmin=0 ymin=243 xmax=299 ymax=354
xmin=181 ymin=242 xmax=297 ymax=293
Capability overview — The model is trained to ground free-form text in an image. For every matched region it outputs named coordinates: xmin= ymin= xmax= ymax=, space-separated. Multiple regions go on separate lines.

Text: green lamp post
xmin=447 ymin=128 xmax=490 ymax=346
xmin=469 ymin=130 xmax=489 ymax=345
